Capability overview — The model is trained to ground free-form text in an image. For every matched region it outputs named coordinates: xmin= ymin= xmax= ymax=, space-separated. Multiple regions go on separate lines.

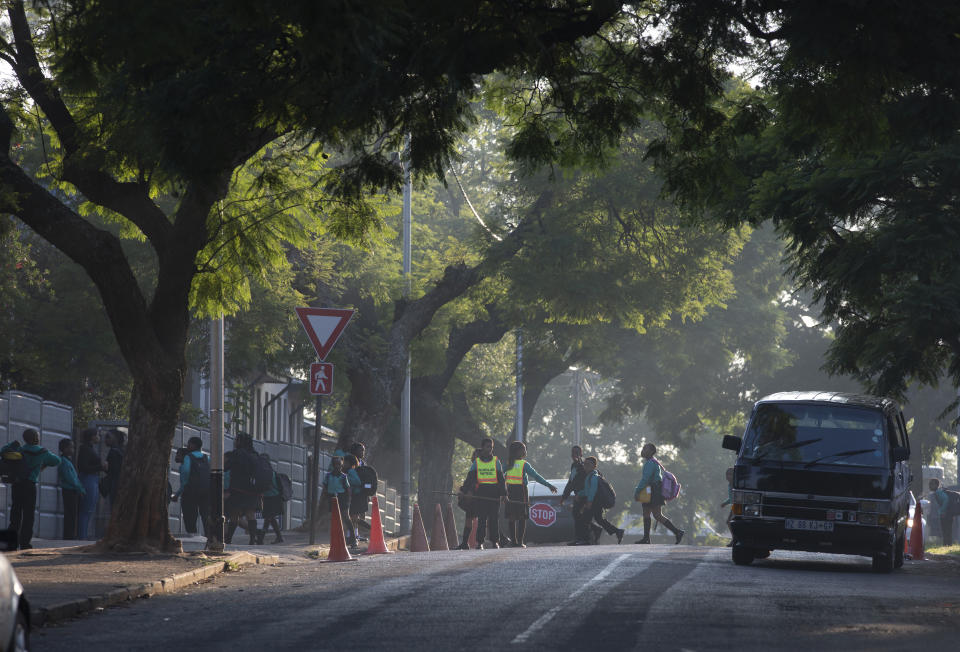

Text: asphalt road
xmin=34 ymin=544 xmax=960 ymax=651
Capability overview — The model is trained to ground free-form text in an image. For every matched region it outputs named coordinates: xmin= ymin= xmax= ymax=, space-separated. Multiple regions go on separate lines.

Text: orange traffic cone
xmin=324 ymin=497 xmax=357 ymax=562
xmin=909 ymin=499 xmax=924 ymax=560
xmin=409 ymin=503 xmax=430 ymax=552
xmin=364 ymin=495 xmax=393 ymax=555
xmin=430 ymin=503 xmax=449 ymax=551
xmin=467 ymin=516 xmax=479 ymax=549
xmin=443 ymin=502 xmax=459 ymax=550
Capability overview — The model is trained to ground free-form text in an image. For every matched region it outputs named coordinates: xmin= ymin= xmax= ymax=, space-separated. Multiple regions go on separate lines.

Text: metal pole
xmin=206 ymin=316 xmax=225 ymax=552
xmin=400 ymin=133 xmax=412 ymax=536
xmin=515 ymin=328 xmax=524 ymax=443
xmin=574 ymin=368 xmax=582 ymax=448
xmin=310 ymin=394 xmax=322 ymax=545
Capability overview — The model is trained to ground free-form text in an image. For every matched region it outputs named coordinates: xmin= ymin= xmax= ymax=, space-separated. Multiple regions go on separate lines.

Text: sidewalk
xmin=8 ymin=527 xmax=407 ymax=627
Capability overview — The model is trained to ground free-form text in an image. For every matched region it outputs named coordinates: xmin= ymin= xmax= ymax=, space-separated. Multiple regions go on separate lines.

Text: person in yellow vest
xmin=458 ymin=437 xmax=505 ymax=549
xmin=504 ymin=441 xmax=557 ymax=548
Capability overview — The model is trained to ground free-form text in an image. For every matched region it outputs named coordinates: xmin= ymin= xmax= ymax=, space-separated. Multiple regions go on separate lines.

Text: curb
xmin=31 ymin=550 xmax=278 ymax=627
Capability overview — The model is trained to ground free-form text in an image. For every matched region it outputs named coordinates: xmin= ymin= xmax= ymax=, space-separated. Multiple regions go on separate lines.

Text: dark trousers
xmin=940 ymin=515 xmax=955 ymax=546
xmin=573 ymin=497 xmax=596 ymax=542
xmin=61 ymin=488 xmax=80 ymax=539
xmin=474 ymin=496 xmax=501 ymax=545
xmin=181 ymin=491 xmax=210 ymax=535
xmin=10 ymin=480 xmax=37 ymax=548
xmin=590 ymin=503 xmax=619 ymax=536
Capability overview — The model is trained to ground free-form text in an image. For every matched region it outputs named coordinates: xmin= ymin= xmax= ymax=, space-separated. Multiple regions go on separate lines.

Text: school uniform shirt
xmin=932 ymin=488 xmax=950 ymax=516
xmin=578 ymin=470 xmax=600 ymax=502
xmin=58 ymin=457 xmax=85 ymax=494
xmin=721 ymin=486 xmax=733 ymax=507
xmin=346 ymin=468 xmax=364 ymax=497
xmin=634 ymin=458 xmax=662 ymax=495
xmin=323 ymin=472 xmax=349 ymax=496
xmin=176 ymin=450 xmax=207 ymax=498
xmin=0 ymin=442 xmax=61 ymax=482
xmin=510 ymin=462 xmax=556 ymax=490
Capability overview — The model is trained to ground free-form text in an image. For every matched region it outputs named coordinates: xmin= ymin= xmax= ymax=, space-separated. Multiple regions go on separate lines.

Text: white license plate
xmin=785 ymin=519 xmax=834 ymax=532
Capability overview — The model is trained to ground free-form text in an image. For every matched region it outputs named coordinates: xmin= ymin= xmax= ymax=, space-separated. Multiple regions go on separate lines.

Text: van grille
xmin=762 ymin=495 xmax=857 ymax=520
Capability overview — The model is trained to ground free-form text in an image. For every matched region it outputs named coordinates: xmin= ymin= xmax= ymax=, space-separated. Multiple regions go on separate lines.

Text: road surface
xmin=34 ymin=544 xmax=960 ymax=651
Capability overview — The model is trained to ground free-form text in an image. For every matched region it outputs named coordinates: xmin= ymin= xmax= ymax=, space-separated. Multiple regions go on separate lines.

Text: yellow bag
xmin=634 ymin=485 xmax=652 ymax=504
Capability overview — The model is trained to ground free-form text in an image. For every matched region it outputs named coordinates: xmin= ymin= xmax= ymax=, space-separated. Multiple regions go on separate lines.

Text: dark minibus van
xmin=722 ymin=391 xmax=911 ymax=572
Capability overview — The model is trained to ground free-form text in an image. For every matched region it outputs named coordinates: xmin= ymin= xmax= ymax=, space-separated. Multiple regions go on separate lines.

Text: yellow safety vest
xmin=476 ymin=456 xmax=499 ymax=484
xmin=505 ymin=460 xmax=526 ymax=485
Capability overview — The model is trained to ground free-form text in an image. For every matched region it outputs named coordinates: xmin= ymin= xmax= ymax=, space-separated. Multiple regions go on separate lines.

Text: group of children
xmin=321 ymin=439 xmax=372 ymax=550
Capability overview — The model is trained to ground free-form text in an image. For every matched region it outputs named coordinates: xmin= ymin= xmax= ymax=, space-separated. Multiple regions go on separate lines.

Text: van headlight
xmin=733 ymin=490 xmax=761 ymax=505
xmin=858 ymin=500 xmax=882 ymax=513
xmin=859 ymin=513 xmax=878 ymax=525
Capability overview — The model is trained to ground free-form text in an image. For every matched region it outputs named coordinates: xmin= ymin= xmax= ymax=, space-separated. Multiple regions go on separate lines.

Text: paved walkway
xmin=8 ymin=528 xmax=407 ymax=627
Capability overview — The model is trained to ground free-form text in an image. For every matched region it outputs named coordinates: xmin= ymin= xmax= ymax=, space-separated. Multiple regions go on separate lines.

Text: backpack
xmin=226 ymin=449 xmax=256 ymax=492
xmin=0 ymin=444 xmax=46 ymax=484
xmin=277 ymin=472 xmax=293 ymax=501
xmin=945 ymin=489 xmax=960 ymax=516
xmin=184 ymin=453 xmax=211 ymax=495
xmin=596 ymin=473 xmax=617 ymax=509
xmin=354 ymin=464 xmax=378 ymax=497
xmin=254 ymin=453 xmax=275 ymax=492
xmin=659 ymin=464 xmax=681 ymax=501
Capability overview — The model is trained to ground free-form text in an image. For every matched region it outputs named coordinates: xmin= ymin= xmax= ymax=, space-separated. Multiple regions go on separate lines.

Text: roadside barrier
xmin=324 ymin=497 xmax=357 ymax=562
xmin=364 ymin=496 xmax=393 ymax=555
xmin=430 ymin=503 xmax=449 ymax=551
xmin=443 ymin=502 xmax=459 ymax=549
xmin=908 ymin=500 xmax=924 ymax=560
xmin=409 ymin=503 xmax=430 ymax=552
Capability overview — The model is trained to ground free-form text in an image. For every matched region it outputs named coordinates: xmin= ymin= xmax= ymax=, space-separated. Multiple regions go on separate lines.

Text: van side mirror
xmin=722 ymin=435 xmax=742 ymax=453
xmin=891 ymin=446 xmax=909 ymax=462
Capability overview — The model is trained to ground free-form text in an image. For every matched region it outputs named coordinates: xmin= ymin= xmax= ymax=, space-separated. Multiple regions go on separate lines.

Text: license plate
xmin=785 ymin=519 xmax=834 ymax=532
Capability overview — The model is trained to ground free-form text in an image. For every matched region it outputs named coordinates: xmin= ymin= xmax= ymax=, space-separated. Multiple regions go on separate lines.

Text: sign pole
xmin=310 ymin=392 xmax=322 ymax=545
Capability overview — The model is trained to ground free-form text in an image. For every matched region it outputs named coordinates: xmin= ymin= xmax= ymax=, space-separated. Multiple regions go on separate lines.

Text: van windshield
xmin=742 ymin=403 xmax=886 ymax=467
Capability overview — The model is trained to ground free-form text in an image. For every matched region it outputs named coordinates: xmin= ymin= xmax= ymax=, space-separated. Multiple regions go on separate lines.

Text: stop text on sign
xmin=529 ymin=502 xmax=557 ymax=527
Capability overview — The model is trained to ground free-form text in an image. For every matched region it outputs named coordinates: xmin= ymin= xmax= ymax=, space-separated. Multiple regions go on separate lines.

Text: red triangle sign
xmin=295 ymin=307 xmax=355 ymax=360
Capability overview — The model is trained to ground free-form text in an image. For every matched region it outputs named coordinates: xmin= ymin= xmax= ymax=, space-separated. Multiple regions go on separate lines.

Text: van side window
xmin=886 ymin=415 xmax=903 ymax=448
xmin=896 ymin=412 xmax=910 ymax=451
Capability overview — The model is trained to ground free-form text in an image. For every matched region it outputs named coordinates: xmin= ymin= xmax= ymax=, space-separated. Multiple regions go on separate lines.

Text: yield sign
xmin=295 ymin=307 xmax=355 ymax=360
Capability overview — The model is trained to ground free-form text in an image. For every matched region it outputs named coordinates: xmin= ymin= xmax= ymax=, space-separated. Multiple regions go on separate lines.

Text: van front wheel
xmin=872 ymin=537 xmax=895 ymax=573
xmin=732 ymin=544 xmax=755 ymax=566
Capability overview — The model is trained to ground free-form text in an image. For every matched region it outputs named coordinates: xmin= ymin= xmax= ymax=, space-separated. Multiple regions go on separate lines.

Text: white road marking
xmin=511 ymin=553 xmax=635 ymax=644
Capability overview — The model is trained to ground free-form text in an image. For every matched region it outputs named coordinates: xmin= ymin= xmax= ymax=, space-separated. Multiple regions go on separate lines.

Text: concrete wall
xmin=0 ymin=391 xmax=74 ymax=539
xmin=1 ymin=390 xmax=401 ymax=540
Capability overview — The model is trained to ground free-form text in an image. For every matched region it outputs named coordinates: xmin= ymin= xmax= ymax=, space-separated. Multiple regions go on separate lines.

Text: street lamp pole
xmin=400 ymin=134 xmax=412 ymax=536
xmin=515 ymin=328 xmax=523 ymax=443
xmin=574 ymin=368 xmax=582 ymax=448
xmin=206 ymin=315 xmax=225 ymax=552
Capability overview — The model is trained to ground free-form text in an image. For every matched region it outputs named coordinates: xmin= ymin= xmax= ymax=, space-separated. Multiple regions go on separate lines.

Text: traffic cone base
xmin=467 ymin=516 xmax=479 ymax=549
xmin=409 ymin=503 xmax=430 ymax=552
xmin=430 ymin=503 xmax=449 ymax=551
xmin=908 ymin=499 xmax=924 ymax=561
xmin=443 ymin=502 xmax=459 ymax=550
xmin=364 ymin=495 xmax=393 ymax=555
xmin=324 ymin=497 xmax=358 ymax=563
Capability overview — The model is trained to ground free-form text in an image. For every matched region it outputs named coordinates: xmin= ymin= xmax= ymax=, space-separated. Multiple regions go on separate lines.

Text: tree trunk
xmin=97 ymin=373 xmax=183 ymax=553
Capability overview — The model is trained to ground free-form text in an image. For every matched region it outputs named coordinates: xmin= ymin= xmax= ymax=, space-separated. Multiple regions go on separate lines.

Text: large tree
xmin=0 ymin=0 xmax=638 ymax=550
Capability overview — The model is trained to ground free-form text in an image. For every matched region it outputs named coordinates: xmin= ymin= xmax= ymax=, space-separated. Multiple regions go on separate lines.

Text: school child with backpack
xmin=1 ymin=428 xmax=61 ymax=549
xmin=633 ymin=443 xmax=684 ymax=544
xmin=172 ymin=437 xmax=211 ymax=537
xmin=224 ymin=433 xmax=261 ymax=545
xmin=343 ymin=454 xmax=366 ymax=550
xmin=504 ymin=441 xmax=558 ymax=548
xmin=57 ymin=438 xmax=85 ymax=540
xmin=322 ymin=456 xmax=355 ymax=546
xmin=572 ymin=457 xmax=624 ymax=545
xmin=260 ymin=461 xmax=284 ymax=544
